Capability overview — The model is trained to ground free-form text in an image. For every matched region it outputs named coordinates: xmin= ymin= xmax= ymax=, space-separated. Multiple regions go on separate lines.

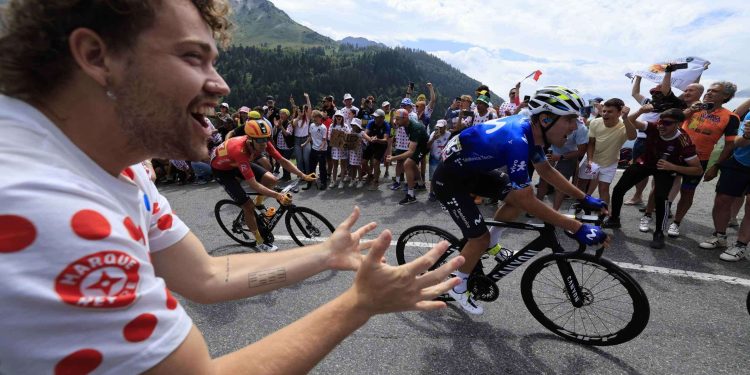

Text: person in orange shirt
xmin=666 ymin=81 xmax=740 ymax=238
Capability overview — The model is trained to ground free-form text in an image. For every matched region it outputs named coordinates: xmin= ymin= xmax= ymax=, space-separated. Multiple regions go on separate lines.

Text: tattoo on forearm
xmin=225 ymin=256 xmax=230 ymax=283
xmin=247 ymin=267 xmax=287 ymax=289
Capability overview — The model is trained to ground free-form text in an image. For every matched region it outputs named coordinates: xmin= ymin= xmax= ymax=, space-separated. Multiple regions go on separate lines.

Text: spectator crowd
xmin=161 ymin=74 xmax=750 ymax=262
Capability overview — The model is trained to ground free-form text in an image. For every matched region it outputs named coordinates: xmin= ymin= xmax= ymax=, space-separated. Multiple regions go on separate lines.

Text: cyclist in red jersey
xmin=211 ymin=120 xmax=315 ymax=251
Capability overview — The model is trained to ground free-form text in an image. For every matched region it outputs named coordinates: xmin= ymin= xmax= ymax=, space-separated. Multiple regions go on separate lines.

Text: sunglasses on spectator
xmin=254 ymin=138 xmax=270 ymax=144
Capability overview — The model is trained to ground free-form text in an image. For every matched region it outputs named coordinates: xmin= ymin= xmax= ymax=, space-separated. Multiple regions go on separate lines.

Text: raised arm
xmin=304 ymin=93 xmax=312 ymax=118
xmin=631 ymin=75 xmax=646 ymax=104
xmin=734 ymin=98 xmax=750 ymax=119
xmin=427 ymin=82 xmax=436 ymax=109
xmin=627 ymin=104 xmax=652 ymax=131
xmin=659 ymin=67 xmax=672 ymax=96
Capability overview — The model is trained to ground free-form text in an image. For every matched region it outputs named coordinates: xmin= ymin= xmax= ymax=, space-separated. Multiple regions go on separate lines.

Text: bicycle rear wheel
xmin=284 ymin=206 xmax=335 ymax=247
xmin=520 ymin=253 xmax=650 ymax=346
xmin=396 ymin=226 xmax=460 ymax=269
xmin=215 ymin=200 xmax=255 ymax=247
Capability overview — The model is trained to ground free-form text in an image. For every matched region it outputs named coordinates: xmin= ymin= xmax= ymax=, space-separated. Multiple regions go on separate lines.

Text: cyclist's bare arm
xmin=534 ymin=161 xmax=586 ymax=202
xmin=505 ymin=186 xmax=582 ymax=233
xmin=147 ymin=211 xmax=464 ymax=374
xmin=245 ymin=177 xmax=283 ymax=201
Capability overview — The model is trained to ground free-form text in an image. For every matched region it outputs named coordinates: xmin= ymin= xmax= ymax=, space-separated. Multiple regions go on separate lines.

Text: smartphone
xmin=461 ymin=110 xmax=473 ymax=117
xmin=699 ymin=102 xmax=715 ymax=111
xmin=523 ymin=95 xmax=531 ymax=103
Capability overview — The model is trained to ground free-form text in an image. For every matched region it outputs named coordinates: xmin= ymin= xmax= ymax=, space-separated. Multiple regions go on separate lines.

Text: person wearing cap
xmin=273 ymin=108 xmax=295 ymax=181
xmin=347 ymin=118 xmax=367 ymax=188
xmin=226 ymin=109 xmax=264 ymax=139
xmin=400 ymin=97 xmax=418 ymax=121
xmin=211 ymin=120 xmax=316 ymax=251
xmin=264 ymin=95 xmax=280 ymax=124
xmin=341 ymin=93 xmax=359 ymax=126
xmin=415 ymin=83 xmax=436 ymax=128
xmin=216 ymin=102 xmax=233 ymax=139
xmin=328 ymin=110 xmax=350 ymax=188
xmin=362 ymin=109 xmax=391 ymax=190
xmin=498 ymin=82 xmax=522 ymax=117
xmin=432 ymin=86 xmax=609 ymax=315
xmin=386 ymin=109 xmax=429 ymax=205
xmin=426 ymin=119 xmax=451 ymax=201
xmin=471 ymin=95 xmax=498 ymax=126
xmin=358 ymin=95 xmax=377 ymax=123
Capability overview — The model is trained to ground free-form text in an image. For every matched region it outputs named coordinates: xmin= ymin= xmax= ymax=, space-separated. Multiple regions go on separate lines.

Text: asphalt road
xmin=162 ymin=172 xmax=750 ymax=375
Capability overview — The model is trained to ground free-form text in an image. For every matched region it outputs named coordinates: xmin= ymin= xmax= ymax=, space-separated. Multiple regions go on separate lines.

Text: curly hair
xmin=0 ymin=0 xmax=232 ymax=101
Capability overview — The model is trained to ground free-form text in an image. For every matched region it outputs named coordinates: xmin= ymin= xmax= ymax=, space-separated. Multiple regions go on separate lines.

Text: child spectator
xmin=328 ymin=111 xmax=350 ymax=188
xmin=306 ymin=110 xmax=329 ymax=190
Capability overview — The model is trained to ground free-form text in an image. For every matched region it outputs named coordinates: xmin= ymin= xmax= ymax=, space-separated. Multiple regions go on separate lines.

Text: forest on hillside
xmin=216 ymin=44 xmax=492 ymax=120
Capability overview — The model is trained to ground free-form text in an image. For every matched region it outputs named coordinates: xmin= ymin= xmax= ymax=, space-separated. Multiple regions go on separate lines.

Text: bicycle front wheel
xmin=520 ymin=253 xmax=650 ymax=346
xmin=396 ymin=225 xmax=460 ymax=268
xmin=284 ymin=206 xmax=335 ymax=247
xmin=215 ymin=200 xmax=255 ymax=247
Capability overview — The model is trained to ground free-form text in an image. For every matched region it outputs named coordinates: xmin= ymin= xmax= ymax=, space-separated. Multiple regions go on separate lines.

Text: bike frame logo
xmin=55 ymin=250 xmax=141 ymax=308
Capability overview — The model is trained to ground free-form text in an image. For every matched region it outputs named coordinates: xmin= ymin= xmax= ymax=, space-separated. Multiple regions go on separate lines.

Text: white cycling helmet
xmin=528 ymin=85 xmax=586 ymax=117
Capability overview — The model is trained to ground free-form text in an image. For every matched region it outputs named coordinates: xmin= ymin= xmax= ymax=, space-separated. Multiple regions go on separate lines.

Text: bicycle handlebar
xmin=561 ymin=203 xmax=607 ymax=256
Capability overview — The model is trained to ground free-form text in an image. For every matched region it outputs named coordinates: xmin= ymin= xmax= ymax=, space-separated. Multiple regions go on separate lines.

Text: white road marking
xmin=273 ymin=235 xmax=750 ymax=287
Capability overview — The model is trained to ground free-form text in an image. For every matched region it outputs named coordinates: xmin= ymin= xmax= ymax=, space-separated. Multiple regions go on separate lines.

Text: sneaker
xmin=318 ymin=183 xmax=327 ymax=191
xmin=447 ymin=288 xmax=483 ymax=315
xmin=729 ymin=218 xmax=740 ymax=228
xmin=602 ymin=217 xmax=621 ymax=229
xmin=719 ymin=245 xmax=747 ymax=262
xmin=301 ymin=181 xmax=313 ymax=191
xmin=415 ymin=183 xmax=427 ymax=191
xmin=256 ymin=243 xmax=278 ymax=252
xmin=398 ymin=194 xmax=417 ymax=205
xmin=428 ymin=191 xmax=437 ymax=202
xmin=389 ymin=182 xmax=401 ymax=191
xmin=355 ymin=180 xmax=365 ymax=189
xmin=342 ymin=176 xmax=351 ymax=183
xmin=328 ymin=180 xmax=338 ymax=189
xmin=699 ymin=233 xmax=728 ymax=249
xmin=638 ymin=216 xmax=652 ymax=233
xmin=649 ymin=231 xmax=665 ymax=249
xmin=667 ymin=223 xmax=680 ymax=238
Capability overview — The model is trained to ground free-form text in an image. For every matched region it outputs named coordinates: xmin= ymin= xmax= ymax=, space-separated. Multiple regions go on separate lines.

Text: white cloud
xmin=270 ymin=0 xmax=750 ymax=109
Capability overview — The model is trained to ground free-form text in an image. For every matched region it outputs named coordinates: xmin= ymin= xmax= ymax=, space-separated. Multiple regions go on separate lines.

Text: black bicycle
xmin=396 ymin=206 xmax=650 ymax=346
xmin=215 ymin=181 xmax=335 ymax=247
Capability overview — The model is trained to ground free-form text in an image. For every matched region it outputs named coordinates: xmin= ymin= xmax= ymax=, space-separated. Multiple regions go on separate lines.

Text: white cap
xmin=381 ymin=101 xmax=390 ymax=108
xmin=220 ymin=102 xmax=229 ymax=108
xmin=343 ymin=93 xmax=354 ymax=101
xmin=435 ymin=119 xmax=447 ymax=128
xmin=351 ymin=118 xmax=362 ymax=128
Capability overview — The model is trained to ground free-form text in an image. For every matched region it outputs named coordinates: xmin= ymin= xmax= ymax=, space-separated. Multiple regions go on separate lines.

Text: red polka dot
xmin=55 ymin=349 xmax=102 ymax=375
xmin=166 ymin=288 xmax=178 ymax=310
xmin=71 ymin=210 xmax=111 ymax=240
xmin=123 ymin=217 xmax=144 ymax=243
xmin=123 ymin=313 xmax=158 ymax=342
xmin=0 ymin=215 xmax=36 ymax=253
xmin=121 ymin=167 xmax=135 ymax=180
xmin=157 ymin=214 xmax=173 ymax=231
xmin=152 ymin=202 xmax=160 ymax=215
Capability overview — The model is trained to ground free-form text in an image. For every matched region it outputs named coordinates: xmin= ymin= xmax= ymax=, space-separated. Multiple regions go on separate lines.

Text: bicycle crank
xmin=468 ymin=275 xmax=500 ymax=302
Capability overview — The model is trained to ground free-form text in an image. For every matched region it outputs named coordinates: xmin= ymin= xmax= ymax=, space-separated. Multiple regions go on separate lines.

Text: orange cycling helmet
xmin=244 ymin=120 xmax=272 ymax=139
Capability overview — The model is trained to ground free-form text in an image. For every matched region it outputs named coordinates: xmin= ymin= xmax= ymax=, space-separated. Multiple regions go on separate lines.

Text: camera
xmin=462 ymin=110 xmax=474 ymax=117
xmin=698 ymin=103 xmax=715 ymax=111
xmin=665 ymin=62 xmax=688 ymax=72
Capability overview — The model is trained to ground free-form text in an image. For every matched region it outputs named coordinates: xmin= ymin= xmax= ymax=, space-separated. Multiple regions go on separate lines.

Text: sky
xmin=270 ymin=0 xmax=749 ymax=110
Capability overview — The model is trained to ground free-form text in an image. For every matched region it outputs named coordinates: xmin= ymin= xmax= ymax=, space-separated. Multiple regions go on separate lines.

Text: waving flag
xmin=523 ymin=70 xmax=543 ymax=82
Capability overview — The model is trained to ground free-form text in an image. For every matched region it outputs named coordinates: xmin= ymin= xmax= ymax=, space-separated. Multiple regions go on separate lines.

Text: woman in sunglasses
xmin=604 ymin=106 xmax=704 ymax=249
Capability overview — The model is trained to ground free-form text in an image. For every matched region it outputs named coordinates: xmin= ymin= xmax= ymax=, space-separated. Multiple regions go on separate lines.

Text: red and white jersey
xmin=0 ymin=95 xmax=192 ymax=374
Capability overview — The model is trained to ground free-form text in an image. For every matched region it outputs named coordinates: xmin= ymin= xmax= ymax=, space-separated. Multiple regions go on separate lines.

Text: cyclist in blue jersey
xmin=432 ymin=86 xmax=610 ymax=314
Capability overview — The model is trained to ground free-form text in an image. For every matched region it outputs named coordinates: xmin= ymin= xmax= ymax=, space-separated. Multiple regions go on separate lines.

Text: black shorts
xmin=431 ymin=161 xmax=511 ymax=239
xmin=212 ymin=163 xmax=267 ymax=205
xmin=363 ymin=144 xmax=387 ymax=160
xmin=409 ymin=147 xmax=427 ymax=163
xmin=681 ymin=160 xmax=709 ymax=190
xmin=716 ymin=157 xmax=750 ymax=197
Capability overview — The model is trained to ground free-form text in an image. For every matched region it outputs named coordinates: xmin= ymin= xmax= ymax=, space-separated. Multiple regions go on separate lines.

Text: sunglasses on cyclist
xmin=253 ymin=138 xmax=270 ymax=144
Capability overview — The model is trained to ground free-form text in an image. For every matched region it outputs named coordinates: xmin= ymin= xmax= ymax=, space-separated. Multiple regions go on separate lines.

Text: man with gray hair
xmin=667 ymin=81 xmax=741 ymax=241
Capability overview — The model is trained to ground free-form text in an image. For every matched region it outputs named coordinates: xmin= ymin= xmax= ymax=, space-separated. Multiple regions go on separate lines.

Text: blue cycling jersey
xmin=441 ymin=115 xmax=546 ymax=189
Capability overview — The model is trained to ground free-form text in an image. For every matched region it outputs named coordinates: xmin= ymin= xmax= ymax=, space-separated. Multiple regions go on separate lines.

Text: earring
xmin=106 ymin=90 xmax=117 ymax=100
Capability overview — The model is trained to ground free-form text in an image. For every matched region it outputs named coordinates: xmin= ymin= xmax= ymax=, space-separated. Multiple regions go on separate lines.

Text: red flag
xmin=532 ymin=70 xmax=543 ymax=81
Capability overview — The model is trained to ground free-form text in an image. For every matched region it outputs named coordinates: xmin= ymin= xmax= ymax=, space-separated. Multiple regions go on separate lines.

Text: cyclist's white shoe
xmin=256 ymin=243 xmax=278 ymax=252
xmin=638 ymin=216 xmax=652 ymax=232
xmin=447 ymin=288 xmax=483 ymax=315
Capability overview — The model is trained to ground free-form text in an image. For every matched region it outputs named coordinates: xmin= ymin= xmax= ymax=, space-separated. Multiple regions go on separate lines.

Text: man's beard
xmin=110 ymin=66 xmax=208 ymax=161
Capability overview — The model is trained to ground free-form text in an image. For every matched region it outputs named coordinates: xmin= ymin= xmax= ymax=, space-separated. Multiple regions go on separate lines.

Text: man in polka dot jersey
xmin=0 ymin=1 xmax=463 ymax=374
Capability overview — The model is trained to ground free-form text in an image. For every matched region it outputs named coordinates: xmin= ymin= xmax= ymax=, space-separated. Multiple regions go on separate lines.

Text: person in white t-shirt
xmin=0 ymin=2 xmax=462 ymax=374
xmin=426 ymin=120 xmax=451 ymax=201
xmin=305 ymin=110 xmax=328 ymax=190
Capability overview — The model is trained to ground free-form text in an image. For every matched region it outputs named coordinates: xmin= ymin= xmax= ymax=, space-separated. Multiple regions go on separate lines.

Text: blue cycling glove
xmin=579 ymin=194 xmax=607 ymax=211
xmin=574 ymin=224 xmax=608 ymax=246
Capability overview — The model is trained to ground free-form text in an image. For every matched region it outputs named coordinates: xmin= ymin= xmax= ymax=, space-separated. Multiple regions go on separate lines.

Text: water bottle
xmin=264 ymin=207 xmax=276 ymax=218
